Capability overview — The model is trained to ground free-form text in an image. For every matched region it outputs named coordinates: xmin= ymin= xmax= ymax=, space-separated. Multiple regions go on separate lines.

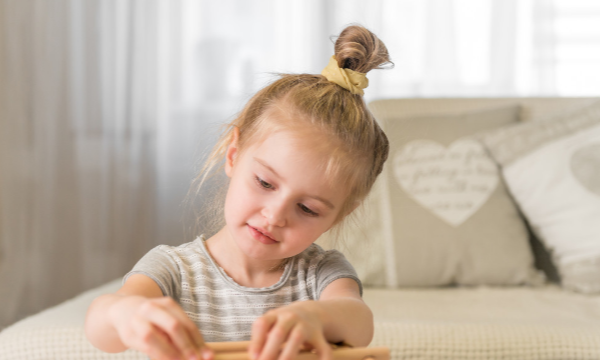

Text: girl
xmin=85 ymin=25 xmax=391 ymax=360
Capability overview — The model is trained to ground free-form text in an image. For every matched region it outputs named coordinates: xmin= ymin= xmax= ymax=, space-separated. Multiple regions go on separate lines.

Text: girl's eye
xmin=298 ymin=203 xmax=318 ymax=217
xmin=256 ymin=177 xmax=273 ymax=189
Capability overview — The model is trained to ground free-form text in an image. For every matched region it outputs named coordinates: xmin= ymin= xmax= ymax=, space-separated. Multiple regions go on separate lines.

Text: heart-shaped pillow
xmin=393 ymin=139 xmax=499 ymax=227
xmin=355 ymin=104 xmax=542 ymax=287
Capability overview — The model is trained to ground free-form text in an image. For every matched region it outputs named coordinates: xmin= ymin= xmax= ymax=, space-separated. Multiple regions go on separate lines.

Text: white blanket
xmin=2 ymin=280 xmax=600 ymax=359
xmin=366 ymin=287 xmax=600 ymax=359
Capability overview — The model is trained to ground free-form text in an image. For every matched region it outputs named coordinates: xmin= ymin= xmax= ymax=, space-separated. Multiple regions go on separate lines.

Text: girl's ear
xmin=225 ymin=127 xmax=240 ymax=178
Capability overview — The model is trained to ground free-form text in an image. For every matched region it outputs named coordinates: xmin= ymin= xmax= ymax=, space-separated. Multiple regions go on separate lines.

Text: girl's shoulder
xmin=145 ymin=237 xmax=208 ymax=263
xmin=295 ymin=243 xmax=351 ymax=268
xmin=296 ymin=243 xmax=326 ymax=259
xmin=293 ymin=243 xmax=362 ymax=297
xmin=153 ymin=236 xmax=204 ymax=251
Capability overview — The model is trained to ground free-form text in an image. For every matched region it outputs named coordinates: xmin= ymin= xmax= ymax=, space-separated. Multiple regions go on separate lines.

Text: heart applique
xmin=570 ymin=142 xmax=600 ymax=196
xmin=393 ymin=139 xmax=499 ymax=227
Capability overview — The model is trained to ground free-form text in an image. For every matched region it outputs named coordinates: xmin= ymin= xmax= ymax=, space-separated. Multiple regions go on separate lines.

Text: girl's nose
xmin=262 ymin=202 xmax=287 ymax=227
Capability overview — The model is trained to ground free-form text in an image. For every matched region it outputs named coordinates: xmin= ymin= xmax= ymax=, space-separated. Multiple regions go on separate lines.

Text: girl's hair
xmin=188 ymin=24 xmax=392 ymax=237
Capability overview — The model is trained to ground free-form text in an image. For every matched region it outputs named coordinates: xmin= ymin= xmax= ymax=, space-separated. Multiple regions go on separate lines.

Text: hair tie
xmin=321 ymin=56 xmax=369 ymax=95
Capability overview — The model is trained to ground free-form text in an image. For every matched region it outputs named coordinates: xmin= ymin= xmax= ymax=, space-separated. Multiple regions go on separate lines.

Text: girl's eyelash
xmin=255 ymin=176 xmax=318 ymax=217
xmin=298 ymin=203 xmax=318 ymax=217
xmin=255 ymin=176 xmax=273 ymax=189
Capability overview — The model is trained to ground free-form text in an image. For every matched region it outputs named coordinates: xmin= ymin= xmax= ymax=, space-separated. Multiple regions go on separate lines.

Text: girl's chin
xmin=239 ymin=245 xmax=285 ymax=263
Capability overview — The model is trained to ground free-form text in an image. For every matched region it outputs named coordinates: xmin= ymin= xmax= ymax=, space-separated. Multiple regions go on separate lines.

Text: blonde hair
xmin=187 ymin=25 xmax=392 ymax=237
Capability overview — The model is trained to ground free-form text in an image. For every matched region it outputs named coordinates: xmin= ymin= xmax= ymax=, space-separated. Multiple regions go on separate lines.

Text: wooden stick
xmin=153 ymin=341 xmax=390 ymax=360
xmin=206 ymin=341 xmax=352 ymax=353
xmin=207 ymin=341 xmax=252 ymax=353
xmin=213 ymin=347 xmax=389 ymax=360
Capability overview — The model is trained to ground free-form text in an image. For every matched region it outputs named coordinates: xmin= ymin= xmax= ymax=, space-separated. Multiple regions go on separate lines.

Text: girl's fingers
xmin=258 ymin=316 xmax=296 ymax=360
xmin=249 ymin=314 xmax=276 ymax=360
xmin=312 ymin=334 xmax=333 ymax=360
xmin=158 ymin=297 xmax=209 ymax=359
xmin=277 ymin=326 xmax=305 ymax=360
xmin=193 ymin=329 xmax=212 ymax=360
xmin=141 ymin=298 xmax=203 ymax=359
xmin=132 ymin=318 xmax=182 ymax=360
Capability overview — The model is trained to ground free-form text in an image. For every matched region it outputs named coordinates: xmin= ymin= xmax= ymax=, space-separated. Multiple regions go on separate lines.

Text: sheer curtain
xmin=0 ymin=0 xmax=597 ymax=328
xmin=0 ymin=0 xmax=164 ymax=327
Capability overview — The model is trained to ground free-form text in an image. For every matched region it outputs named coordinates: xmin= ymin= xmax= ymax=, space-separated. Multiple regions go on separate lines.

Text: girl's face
xmin=223 ymin=126 xmax=347 ymax=262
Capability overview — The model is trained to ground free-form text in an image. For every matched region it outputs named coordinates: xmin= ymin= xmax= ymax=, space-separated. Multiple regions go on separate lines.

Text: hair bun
xmin=333 ymin=25 xmax=392 ymax=74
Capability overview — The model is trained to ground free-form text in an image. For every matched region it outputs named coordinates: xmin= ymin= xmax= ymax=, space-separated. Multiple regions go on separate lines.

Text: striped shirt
xmin=123 ymin=236 xmax=361 ymax=342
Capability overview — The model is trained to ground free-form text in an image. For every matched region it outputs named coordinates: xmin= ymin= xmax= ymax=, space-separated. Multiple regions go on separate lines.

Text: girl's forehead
xmin=248 ymin=129 xmax=347 ymax=189
xmin=251 ymin=107 xmax=340 ymax=158
xmin=252 ymin=129 xmax=333 ymax=166
xmin=240 ymin=103 xmax=355 ymax=190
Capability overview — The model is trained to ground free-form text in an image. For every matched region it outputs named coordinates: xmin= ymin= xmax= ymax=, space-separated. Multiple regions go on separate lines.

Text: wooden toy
xmin=204 ymin=341 xmax=390 ymax=360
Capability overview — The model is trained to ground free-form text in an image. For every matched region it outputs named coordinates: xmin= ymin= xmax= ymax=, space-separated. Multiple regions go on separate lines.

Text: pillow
xmin=322 ymin=105 xmax=544 ymax=288
xmin=480 ymin=101 xmax=600 ymax=294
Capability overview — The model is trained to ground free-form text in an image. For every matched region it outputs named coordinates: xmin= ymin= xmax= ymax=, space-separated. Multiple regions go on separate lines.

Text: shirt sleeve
xmin=123 ymin=245 xmax=182 ymax=299
xmin=315 ymin=249 xmax=363 ymax=299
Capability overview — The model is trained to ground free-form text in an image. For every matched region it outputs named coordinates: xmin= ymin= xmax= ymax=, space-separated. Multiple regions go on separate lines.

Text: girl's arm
xmin=312 ymin=278 xmax=374 ymax=346
xmin=85 ymin=274 xmax=211 ymax=360
xmin=248 ymin=278 xmax=373 ymax=360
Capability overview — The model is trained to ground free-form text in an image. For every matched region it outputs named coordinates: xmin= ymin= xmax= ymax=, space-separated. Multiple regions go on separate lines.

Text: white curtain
xmin=0 ymin=0 xmax=596 ymax=328
xmin=0 ymin=0 xmax=164 ymax=328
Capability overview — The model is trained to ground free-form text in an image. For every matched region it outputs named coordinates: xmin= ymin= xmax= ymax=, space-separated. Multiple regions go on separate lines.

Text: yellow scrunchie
xmin=321 ymin=56 xmax=369 ymax=96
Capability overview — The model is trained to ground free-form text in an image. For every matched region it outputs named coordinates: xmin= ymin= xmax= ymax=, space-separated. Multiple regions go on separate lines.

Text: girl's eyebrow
xmin=254 ymin=157 xmax=280 ymax=178
xmin=253 ymin=157 xmax=335 ymax=210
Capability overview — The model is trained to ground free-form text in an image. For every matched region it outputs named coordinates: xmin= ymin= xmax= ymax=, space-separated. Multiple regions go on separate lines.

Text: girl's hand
xmin=109 ymin=295 xmax=212 ymax=360
xmin=249 ymin=301 xmax=332 ymax=360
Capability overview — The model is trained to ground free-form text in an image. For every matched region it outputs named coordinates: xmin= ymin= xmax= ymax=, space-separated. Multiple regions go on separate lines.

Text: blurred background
xmin=0 ymin=0 xmax=599 ymax=329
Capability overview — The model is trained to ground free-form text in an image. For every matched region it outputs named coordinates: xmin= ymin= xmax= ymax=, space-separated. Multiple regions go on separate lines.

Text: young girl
xmin=85 ymin=25 xmax=391 ymax=360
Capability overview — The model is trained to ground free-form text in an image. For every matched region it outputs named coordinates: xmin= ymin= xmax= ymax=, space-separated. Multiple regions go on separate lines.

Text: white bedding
xmin=366 ymin=287 xmax=600 ymax=359
xmin=1 ymin=279 xmax=600 ymax=359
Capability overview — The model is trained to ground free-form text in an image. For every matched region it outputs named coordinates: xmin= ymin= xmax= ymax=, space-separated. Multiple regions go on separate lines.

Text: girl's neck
xmin=205 ymin=227 xmax=286 ymax=288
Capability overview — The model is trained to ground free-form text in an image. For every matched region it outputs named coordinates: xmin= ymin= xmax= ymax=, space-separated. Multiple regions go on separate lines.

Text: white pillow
xmin=481 ymin=101 xmax=600 ymax=294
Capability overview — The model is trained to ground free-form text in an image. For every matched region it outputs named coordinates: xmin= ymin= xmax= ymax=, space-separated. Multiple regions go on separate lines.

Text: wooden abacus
xmin=206 ymin=341 xmax=390 ymax=360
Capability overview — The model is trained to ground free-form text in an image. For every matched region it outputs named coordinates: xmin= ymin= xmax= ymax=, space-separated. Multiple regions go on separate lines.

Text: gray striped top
xmin=123 ymin=236 xmax=361 ymax=342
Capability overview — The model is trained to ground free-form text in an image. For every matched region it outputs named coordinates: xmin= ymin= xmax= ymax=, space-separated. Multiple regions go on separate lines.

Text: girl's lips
xmin=247 ymin=225 xmax=278 ymax=245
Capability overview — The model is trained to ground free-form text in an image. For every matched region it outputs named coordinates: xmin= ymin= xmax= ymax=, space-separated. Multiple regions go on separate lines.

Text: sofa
xmin=1 ymin=97 xmax=599 ymax=360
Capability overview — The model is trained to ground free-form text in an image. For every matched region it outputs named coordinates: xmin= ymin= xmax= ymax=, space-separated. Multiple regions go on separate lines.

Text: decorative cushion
xmin=321 ymin=105 xmax=544 ymax=287
xmin=480 ymin=101 xmax=600 ymax=294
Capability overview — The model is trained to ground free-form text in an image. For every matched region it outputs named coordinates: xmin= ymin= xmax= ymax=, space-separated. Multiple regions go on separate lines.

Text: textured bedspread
xmin=366 ymin=287 xmax=600 ymax=359
xmin=1 ymin=280 xmax=600 ymax=359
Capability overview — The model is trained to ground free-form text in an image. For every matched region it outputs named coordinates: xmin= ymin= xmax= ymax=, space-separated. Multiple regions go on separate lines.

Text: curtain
xmin=0 ymin=0 xmax=164 ymax=327
xmin=0 ymin=0 xmax=597 ymax=329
